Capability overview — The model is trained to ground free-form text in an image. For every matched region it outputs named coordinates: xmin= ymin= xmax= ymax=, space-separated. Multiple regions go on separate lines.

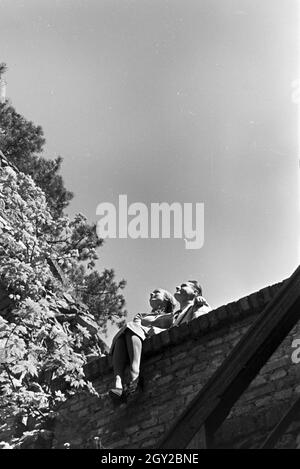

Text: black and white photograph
xmin=0 ymin=0 xmax=299 ymax=453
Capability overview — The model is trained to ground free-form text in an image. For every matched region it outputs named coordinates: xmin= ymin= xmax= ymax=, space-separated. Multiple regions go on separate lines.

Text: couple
xmin=109 ymin=281 xmax=211 ymax=401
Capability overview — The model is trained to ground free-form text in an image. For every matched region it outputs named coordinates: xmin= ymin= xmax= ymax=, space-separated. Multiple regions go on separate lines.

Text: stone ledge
xmin=84 ymin=279 xmax=286 ymax=380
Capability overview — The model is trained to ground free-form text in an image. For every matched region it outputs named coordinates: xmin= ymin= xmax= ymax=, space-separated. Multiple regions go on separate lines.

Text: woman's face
xmin=149 ymin=289 xmax=166 ymax=310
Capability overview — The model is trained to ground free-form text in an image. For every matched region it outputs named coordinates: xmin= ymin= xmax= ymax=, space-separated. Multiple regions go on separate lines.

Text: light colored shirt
xmin=173 ymin=297 xmax=212 ymax=326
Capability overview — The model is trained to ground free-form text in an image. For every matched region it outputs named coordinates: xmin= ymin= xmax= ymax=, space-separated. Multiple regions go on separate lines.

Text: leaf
xmin=76 ymin=324 xmax=91 ymax=339
xmin=12 ymin=360 xmax=38 ymax=377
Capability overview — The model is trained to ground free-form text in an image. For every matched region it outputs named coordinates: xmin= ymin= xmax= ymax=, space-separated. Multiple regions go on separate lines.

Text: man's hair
xmin=188 ymin=280 xmax=202 ymax=296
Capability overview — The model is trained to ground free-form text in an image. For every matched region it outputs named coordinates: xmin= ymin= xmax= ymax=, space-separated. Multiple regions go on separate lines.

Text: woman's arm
xmin=132 ymin=311 xmax=175 ymax=329
xmin=143 ymin=312 xmax=174 ymax=329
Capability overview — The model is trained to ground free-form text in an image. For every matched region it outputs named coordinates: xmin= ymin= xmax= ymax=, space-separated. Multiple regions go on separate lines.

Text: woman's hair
xmin=160 ymin=289 xmax=177 ymax=314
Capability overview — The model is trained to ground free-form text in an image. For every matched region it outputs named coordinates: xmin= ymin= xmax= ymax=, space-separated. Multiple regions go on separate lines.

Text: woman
xmin=109 ymin=288 xmax=176 ymax=400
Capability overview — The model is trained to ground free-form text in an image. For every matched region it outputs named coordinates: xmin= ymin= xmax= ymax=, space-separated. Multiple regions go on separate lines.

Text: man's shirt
xmin=173 ymin=297 xmax=212 ymax=326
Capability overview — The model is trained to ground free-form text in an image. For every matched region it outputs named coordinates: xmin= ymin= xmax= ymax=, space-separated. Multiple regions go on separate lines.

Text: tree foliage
xmin=0 ymin=65 xmax=127 ymax=446
xmin=0 ymin=101 xmax=74 ymax=219
xmin=79 ymin=269 xmax=127 ymax=334
xmin=0 ymin=165 xmax=96 ymax=433
xmin=0 ymin=160 xmax=126 ymax=444
xmin=0 ymin=63 xmax=7 ymax=77
xmin=0 ymin=65 xmax=127 ymax=331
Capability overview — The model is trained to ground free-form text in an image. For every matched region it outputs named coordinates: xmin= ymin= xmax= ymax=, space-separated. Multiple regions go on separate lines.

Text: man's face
xmin=174 ymin=282 xmax=197 ymax=303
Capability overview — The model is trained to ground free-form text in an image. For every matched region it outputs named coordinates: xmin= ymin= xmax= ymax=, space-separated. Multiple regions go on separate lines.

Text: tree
xmin=0 ymin=63 xmax=7 ymax=77
xmin=0 ymin=101 xmax=74 ymax=219
xmin=18 ymin=155 xmax=74 ymax=219
xmin=0 ymin=159 xmax=127 ymax=447
xmin=0 ymin=64 xmax=127 ymax=332
xmin=0 ymin=64 xmax=127 ymax=447
xmin=77 ymin=269 xmax=127 ymax=334
xmin=0 ymin=164 xmax=96 ymax=441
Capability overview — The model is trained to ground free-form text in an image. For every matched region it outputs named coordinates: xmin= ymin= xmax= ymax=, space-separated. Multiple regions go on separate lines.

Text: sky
xmin=0 ymin=0 xmax=299 ymax=345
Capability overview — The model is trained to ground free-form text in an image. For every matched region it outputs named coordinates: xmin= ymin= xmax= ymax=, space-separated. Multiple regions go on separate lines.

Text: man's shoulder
xmin=192 ymin=303 xmax=212 ymax=318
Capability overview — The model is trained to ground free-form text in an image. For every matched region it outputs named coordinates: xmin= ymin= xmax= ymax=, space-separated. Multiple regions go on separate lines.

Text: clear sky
xmin=1 ymin=0 xmax=299 ymax=345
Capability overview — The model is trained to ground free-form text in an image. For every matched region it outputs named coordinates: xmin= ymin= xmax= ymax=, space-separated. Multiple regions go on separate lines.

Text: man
xmin=173 ymin=280 xmax=211 ymax=326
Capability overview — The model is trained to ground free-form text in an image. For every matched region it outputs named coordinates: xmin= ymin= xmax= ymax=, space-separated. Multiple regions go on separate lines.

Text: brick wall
xmin=50 ymin=279 xmax=300 ymax=449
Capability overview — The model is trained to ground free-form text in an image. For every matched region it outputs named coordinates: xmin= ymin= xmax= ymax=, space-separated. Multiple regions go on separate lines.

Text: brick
xmin=295 ymin=385 xmax=300 ymax=394
xmin=167 ymin=355 xmax=196 ymax=373
xmin=274 ymin=389 xmax=293 ymax=400
xmin=157 ymin=410 xmax=174 ymax=424
xmin=208 ymin=311 xmax=219 ymax=327
xmin=247 ymin=292 xmax=260 ymax=310
xmin=249 ymin=375 xmax=267 ymax=387
xmin=135 ymin=425 xmax=164 ymax=441
xmin=190 ymin=342 xmax=206 ymax=356
xmin=147 ymin=390 xmax=178 ymax=408
xmin=192 ymin=382 xmax=204 ymax=393
xmin=178 ymin=385 xmax=194 ymax=396
xmin=77 ymin=409 xmax=89 ymax=420
xmin=198 ymin=315 xmax=210 ymax=331
xmin=288 ymin=420 xmax=300 ymax=432
xmin=168 ymin=326 xmax=182 ymax=344
xmin=190 ymin=362 xmax=207 ymax=374
xmin=255 ymin=396 xmax=271 ymax=408
xmin=189 ymin=317 xmax=205 ymax=338
xmin=68 ymin=437 xmax=83 ymax=447
xmin=140 ymin=417 xmax=158 ymax=429
xmin=69 ymin=401 xmax=85 ymax=412
xmin=144 ymin=353 xmax=163 ymax=366
xmin=215 ymin=306 xmax=228 ymax=322
xmin=170 ymin=351 xmax=188 ymax=362
xmin=226 ymin=302 xmax=241 ymax=320
xmin=90 ymin=414 xmax=112 ymax=427
xmin=261 ymin=357 xmax=289 ymax=374
xmin=210 ymin=356 xmax=223 ymax=368
xmin=229 ymin=405 xmax=253 ymax=417
xmin=156 ymin=374 xmax=173 ymax=386
xmin=140 ymin=438 xmax=157 ymax=448
xmin=224 ymin=329 xmax=244 ymax=342
xmin=239 ymin=297 xmax=251 ymax=312
xmin=124 ymin=425 xmax=140 ymax=436
xmin=159 ymin=330 xmax=171 ymax=348
xmin=175 ymin=367 xmax=191 ymax=379
xmin=107 ymin=437 xmax=130 ymax=449
xmin=207 ymin=336 xmax=224 ymax=347
xmin=270 ymin=369 xmax=287 ymax=381
xmin=178 ymin=323 xmax=191 ymax=340
xmin=243 ymin=383 xmax=275 ymax=402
